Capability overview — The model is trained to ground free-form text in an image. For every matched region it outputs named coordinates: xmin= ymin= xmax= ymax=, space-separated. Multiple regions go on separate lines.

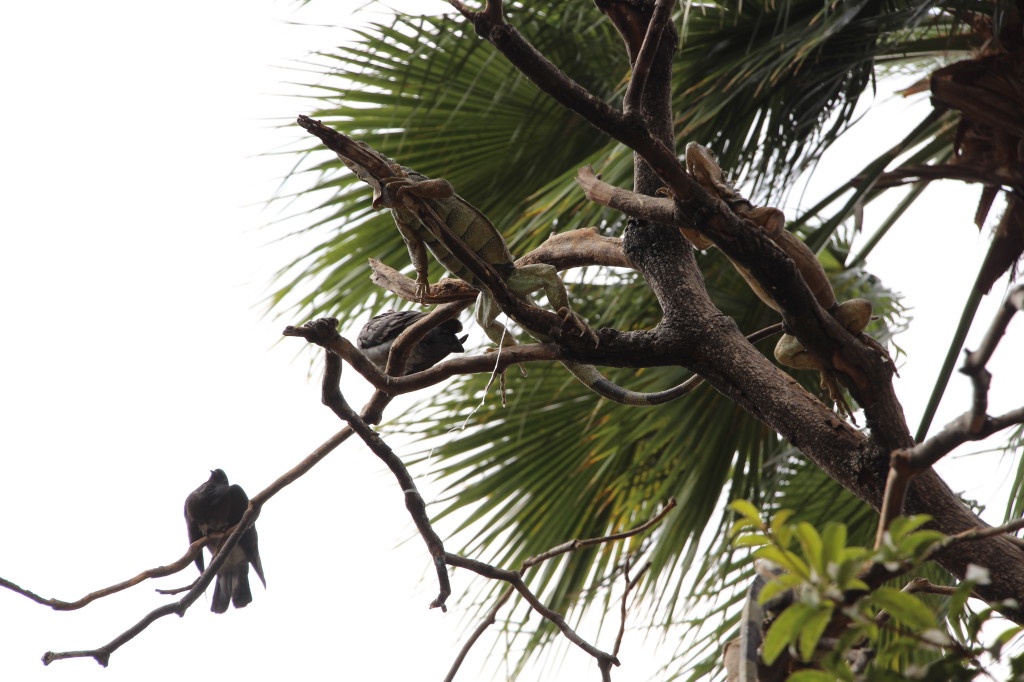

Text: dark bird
xmin=184 ymin=469 xmax=265 ymax=613
xmin=357 ymin=310 xmax=467 ymax=374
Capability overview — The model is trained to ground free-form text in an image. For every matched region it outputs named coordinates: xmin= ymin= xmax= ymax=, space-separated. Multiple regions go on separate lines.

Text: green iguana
xmin=298 ymin=115 xmax=696 ymax=406
xmin=684 ymin=143 xmax=873 ymax=416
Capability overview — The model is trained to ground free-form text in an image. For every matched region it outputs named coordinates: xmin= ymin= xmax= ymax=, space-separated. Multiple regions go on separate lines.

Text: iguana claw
xmin=414 ymin=276 xmax=431 ymax=304
xmin=558 ymin=307 xmax=600 ymax=348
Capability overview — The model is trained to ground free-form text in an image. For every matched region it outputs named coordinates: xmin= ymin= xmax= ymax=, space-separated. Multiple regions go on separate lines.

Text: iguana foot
xmin=382 ymin=176 xmax=455 ymax=203
xmin=484 ymin=346 xmax=527 ymax=377
xmin=557 ymin=307 xmax=600 ymax=348
xmin=414 ymin=278 xmax=430 ymax=305
xmin=819 ymin=370 xmax=856 ymax=423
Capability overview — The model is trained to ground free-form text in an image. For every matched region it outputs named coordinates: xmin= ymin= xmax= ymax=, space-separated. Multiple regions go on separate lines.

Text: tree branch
xmin=443 ymin=498 xmax=675 ymax=680
xmin=876 ymin=285 xmax=1024 ymax=546
xmin=0 ymin=538 xmax=207 ymax=611
xmin=284 ymin=318 xmax=452 ymax=609
xmin=447 ymin=0 xmax=1024 ymax=621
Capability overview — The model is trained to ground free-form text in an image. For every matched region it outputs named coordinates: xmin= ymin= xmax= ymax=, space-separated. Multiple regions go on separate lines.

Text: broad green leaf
xmin=798 ymin=603 xmax=834 ymax=661
xmin=886 ymin=515 xmax=933 ymax=543
xmin=821 ymin=522 xmax=847 ymax=566
xmin=872 ymin=587 xmax=937 ymax=630
xmin=763 ymin=603 xmax=814 ymax=664
xmin=735 ymin=534 xmax=771 ymax=547
xmin=899 ymin=530 xmax=946 ymax=561
xmin=786 ymin=669 xmax=835 ymax=682
xmin=759 ymin=579 xmax=793 ymax=607
xmin=756 ymin=545 xmax=811 ymax=578
xmin=730 ymin=499 xmax=763 ymax=524
xmin=795 ymin=522 xmax=824 ymax=574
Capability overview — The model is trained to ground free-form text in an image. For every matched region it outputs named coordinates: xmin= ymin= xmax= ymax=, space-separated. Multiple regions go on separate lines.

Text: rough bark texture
xmin=450 ymin=0 xmax=1024 ymax=620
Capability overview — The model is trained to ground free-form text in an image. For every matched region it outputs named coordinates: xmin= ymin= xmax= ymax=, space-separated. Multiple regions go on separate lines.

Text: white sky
xmin=0 ymin=2 xmax=1020 ymax=681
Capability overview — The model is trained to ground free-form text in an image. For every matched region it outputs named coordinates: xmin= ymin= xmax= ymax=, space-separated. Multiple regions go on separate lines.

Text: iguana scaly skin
xmin=337 ymin=146 xmax=695 ymax=406
xmin=684 ymin=143 xmax=872 ymax=416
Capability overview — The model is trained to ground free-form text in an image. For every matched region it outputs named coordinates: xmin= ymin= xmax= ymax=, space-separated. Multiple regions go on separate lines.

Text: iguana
xmin=684 ymin=143 xmax=873 ymax=416
xmin=297 ymin=115 xmax=697 ymax=406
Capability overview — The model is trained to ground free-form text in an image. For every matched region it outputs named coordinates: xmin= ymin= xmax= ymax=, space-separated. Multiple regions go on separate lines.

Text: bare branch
xmin=875 ymin=285 xmax=1024 ymax=544
xmin=445 ymin=552 xmax=620 ymax=670
xmin=443 ymin=586 xmax=514 ymax=682
xmin=41 ymin=402 xmax=361 ymax=666
xmin=516 ymin=227 xmax=634 ymax=270
xmin=42 ymin=502 xmax=264 ymax=666
xmin=523 ymin=498 xmax=677 ymax=567
xmin=443 ymin=498 xmax=675 ymax=680
xmin=613 ymin=559 xmax=652 ymax=658
xmin=291 ymin=318 xmax=452 ymax=610
xmin=0 ymin=537 xmax=207 ymax=611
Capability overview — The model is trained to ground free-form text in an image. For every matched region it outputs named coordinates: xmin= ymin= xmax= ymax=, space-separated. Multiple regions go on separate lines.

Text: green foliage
xmin=268 ymin=0 xmax=1022 ymax=677
xmin=729 ymin=504 xmax=1024 ymax=680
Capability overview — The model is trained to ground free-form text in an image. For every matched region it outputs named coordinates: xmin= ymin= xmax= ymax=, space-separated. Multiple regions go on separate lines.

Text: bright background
xmin=1 ymin=2 xmax=1020 ymax=681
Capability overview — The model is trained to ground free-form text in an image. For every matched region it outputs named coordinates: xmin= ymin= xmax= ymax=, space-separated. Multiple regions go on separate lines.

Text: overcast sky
xmin=1 ymin=2 xmax=1021 ymax=681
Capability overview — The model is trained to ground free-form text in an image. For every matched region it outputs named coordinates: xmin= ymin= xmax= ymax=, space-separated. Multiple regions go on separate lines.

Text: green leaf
xmin=763 ymin=603 xmax=814 ymax=664
xmin=735 ymin=534 xmax=771 ymax=547
xmin=730 ymin=499 xmax=763 ymax=524
xmin=872 ymin=587 xmax=937 ymax=630
xmin=885 ymin=515 xmax=933 ymax=543
xmin=795 ymin=522 xmax=825 ymax=574
xmin=821 ymin=522 xmax=847 ymax=566
xmin=798 ymin=603 xmax=835 ymax=661
xmin=759 ymin=579 xmax=793 ymax=607
xmin=786 ymin=670 xmax=836 ymax=682
xmin=898 ymin=529 xmax=946 ymax=560
xmin=772 ymin=509 xmax=796 ymax=535
xmin=756 ymin=545 xmax=810 ymax=578
xmin=730 ymin=519 xmax=756 ymax=538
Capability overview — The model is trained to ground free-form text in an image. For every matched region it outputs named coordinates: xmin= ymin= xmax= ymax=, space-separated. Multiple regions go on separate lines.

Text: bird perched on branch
xmin=357 ymin=310 xmax=467 ymax=374
xmin=184 ymin=469 xmax=265 ymax=613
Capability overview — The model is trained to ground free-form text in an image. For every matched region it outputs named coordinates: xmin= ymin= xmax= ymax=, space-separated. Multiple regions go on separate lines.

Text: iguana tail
xmin=561 ymin=361 xmax=701 ymax=406
xmin=556 ymin=324 xmax=782 ymax=406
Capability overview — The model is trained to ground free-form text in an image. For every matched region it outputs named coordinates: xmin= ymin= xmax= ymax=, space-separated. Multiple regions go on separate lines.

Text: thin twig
xmin=874 ymin=285 xmax=1024 ymax=545
xmin=38 ymin=417 xmax=358 ymax=665
xmin=443 ymin=586 xmax=514 ymax=682
xmin=613 ymin=558 xmax=652 ymax=658
xmin=0 ymin=538 xmax=207 ymax=611
xmin=522 ymin=498 xmax=677 ymax=568
xmin=291 ymin=318 xmax=452 ymax=610
xmin=445 ymin=552 xmax=620 ymax=669
xmin=444 ymin=499 xmax=675 ymax=680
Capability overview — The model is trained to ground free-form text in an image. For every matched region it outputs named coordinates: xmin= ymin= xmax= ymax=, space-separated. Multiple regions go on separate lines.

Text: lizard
xmin=297 ymin=116 xmax=700 ymax=406
xmin=683 ymin=143 xmax=873 ymax=417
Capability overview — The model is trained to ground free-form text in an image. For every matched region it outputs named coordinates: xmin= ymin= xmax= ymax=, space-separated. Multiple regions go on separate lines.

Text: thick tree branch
xmin=447 ymin=0 xmax=1024 ymax=620
xmin=876 ymin=285 xmax=1024 ymax=546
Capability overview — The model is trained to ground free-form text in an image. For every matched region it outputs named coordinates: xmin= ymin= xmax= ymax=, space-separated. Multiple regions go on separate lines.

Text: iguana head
xmin=337 ymin=142 xmax=406 ymax=209
xmin=340 ymin=155 xmax=387 ymax=206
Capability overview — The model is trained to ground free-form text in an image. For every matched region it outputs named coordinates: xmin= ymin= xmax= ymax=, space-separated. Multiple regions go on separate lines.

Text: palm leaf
xmin=266 ymin=0 xmax=994 ymax=673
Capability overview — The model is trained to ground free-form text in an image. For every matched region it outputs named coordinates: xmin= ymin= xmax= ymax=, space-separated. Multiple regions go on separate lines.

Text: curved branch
xmin=1 ymin=538 xmax=207 ymax=612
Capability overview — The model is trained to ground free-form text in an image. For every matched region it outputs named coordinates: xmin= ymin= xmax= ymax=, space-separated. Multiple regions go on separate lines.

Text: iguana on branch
xmin=297 ymin=115 xmax=696 ymax=406
xmin=684 ymin=143 xmax=873 ymax=416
